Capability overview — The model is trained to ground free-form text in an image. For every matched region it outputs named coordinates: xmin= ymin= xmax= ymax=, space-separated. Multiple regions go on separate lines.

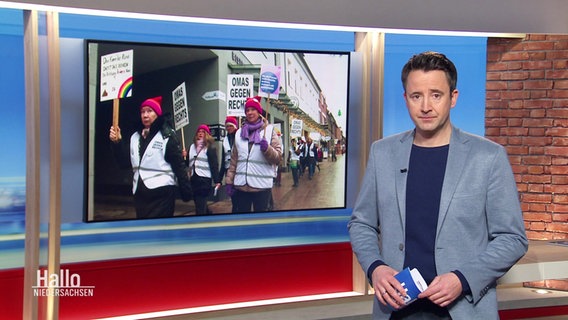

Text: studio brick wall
xmin=486 ymin=34 xmax=568 ymax=240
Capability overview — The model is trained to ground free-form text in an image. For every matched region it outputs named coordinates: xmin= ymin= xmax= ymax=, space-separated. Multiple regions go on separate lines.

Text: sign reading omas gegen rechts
xmin=227 ymin=74 xmax=253 ymax=117
xmin=291 ymin=119 xmax=303 ymax=137
xmin=172 ymin=82 xmax=189 ymax=131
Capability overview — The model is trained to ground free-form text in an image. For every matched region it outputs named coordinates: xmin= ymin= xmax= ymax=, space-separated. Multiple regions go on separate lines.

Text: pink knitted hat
xmin=225 ymin=116 xmax=238 ymax=128
xmin=196 ymin=124 xmax=211 ymax=135
xmin=244 ymin=96 xmax=262 ymax=114
xmin=140 ymin=96 xmax=163 ymax=116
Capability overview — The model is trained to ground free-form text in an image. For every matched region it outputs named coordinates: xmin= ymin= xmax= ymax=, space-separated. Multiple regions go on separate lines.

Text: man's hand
xmin=372 ymin=265 xmax=407 ymax=310
xmin=418 ymin=272 xmax=462 ymax=307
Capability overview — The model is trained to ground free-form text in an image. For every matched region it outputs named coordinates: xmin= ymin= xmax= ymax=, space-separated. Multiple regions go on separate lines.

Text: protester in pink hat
xmin=109 ymin=96 xmax=192 ymax=219
xmin=225 ymin=96 xmax=283 ymax=213
xmin=219 ymin=116 xmax=239 ymax=180
xmin=187 ymin=124 xmax=221 ymax=215
xmin=219 ymin=116 xmax=239 ymax=213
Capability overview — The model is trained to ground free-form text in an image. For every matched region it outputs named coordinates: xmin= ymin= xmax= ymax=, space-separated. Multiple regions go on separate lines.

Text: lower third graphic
xmin=32 ymin=269 xmax=95 ymax=297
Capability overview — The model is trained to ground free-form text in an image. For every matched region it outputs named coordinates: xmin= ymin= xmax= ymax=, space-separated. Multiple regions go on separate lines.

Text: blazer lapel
xmin=437 ymin=126 xmax=471 ymax=235
xmin=395 ymin=130 xmax=414 ymax=233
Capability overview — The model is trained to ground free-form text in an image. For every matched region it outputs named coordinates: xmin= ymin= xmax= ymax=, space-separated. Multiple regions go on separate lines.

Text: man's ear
xmin=450 ymin=89 xmax=459 ymax=108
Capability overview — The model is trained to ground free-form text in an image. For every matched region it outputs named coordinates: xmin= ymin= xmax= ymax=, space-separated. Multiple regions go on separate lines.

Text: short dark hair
xmin=401 ymin=51 xmax=458 ymax=92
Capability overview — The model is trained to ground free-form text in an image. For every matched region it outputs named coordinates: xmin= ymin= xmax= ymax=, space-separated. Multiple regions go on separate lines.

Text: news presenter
xmin=348 ymin=52 xmax=527 ymax=319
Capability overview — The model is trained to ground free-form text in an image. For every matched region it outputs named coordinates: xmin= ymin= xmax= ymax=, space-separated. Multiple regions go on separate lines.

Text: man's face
xmin=245 ymin=107 xmax=260 ymax=123
xmin=403 ymin=70 xmax=458 ymax=142
xmin=140 ymin=107 xmax=158 ymax=128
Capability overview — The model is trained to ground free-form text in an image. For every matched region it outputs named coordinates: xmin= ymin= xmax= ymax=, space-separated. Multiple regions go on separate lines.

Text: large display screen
xmin=85 ymin=40 xmax=350 ymax=222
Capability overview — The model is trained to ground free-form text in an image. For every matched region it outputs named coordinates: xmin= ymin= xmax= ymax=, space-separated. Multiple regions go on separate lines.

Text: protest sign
xmin=172 ymin=82 xmax=189 ymax=131
xmin=100 ymin=49 xmax=133 ymax=128
xmin=100 ymin=49 xmax=133 ymax=102
xmin=258 ymin=65 xmax=281 ymax=99
xmin=290 ymin=119 xmax=303 ymax=137
xmin=227 ymin=74 xmax=253 ymax=117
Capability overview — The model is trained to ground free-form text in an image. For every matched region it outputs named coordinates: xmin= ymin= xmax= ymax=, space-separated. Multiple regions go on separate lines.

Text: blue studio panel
xmin=383 ymin=34 xmax=487 ymax=137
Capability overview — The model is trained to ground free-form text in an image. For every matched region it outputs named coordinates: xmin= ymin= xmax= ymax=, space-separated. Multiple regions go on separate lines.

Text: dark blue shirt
xmin=366 ymin=144 xmax=470 ymax=300
xmin=404 ymin=144 xmax=449 ymax=283
xmin=392 ymin=144 xmax=450 ymax=318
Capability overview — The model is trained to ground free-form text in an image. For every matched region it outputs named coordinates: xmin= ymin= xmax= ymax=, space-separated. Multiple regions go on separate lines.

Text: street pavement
xmin=206 ymin=153 xmax=346 ymax=215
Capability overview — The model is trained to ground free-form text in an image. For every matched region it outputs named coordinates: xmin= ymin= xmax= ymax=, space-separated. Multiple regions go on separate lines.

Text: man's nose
xmin=420 ymin=98 xmax=432 ymax=113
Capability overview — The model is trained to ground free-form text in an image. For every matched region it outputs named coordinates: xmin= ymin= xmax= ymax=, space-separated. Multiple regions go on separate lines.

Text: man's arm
xmin=348 ymin=142 xmax=383 ymax=276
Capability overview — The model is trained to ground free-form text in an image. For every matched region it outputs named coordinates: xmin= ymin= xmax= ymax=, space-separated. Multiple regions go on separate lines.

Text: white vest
xmin=234 ymin=125 xmax=275 ymax=189
xmin=222 ymin=135 xmax=232 ymax=170
xmin=130 ymin=132 xmax=176 ymax=193
xmin=304 ymin=143 xmax=316 ymax=158
xmin=290 ymin=146 xmax=300 ymax=161
xmin=188 ymin=143 xmax=212 ymax=178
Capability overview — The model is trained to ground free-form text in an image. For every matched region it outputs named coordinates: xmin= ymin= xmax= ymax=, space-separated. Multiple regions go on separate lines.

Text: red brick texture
xmin=486 ymin=34 xmax=568 ymax=240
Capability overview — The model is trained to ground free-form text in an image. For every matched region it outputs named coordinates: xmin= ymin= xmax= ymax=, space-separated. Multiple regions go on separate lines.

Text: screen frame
xmin=84 ymin=39 xmax=351 ymax=222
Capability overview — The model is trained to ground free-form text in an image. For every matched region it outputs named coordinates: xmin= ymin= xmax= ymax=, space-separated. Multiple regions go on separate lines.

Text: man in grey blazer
xmin=348 ymin=51 xmax=528 ymax=319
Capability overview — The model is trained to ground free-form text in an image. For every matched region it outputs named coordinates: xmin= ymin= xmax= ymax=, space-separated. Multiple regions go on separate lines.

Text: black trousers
xmin=190 ymin=175 xmax=212 ymax=215
xmin=134 ymin=180 xmax=176 ymax=219
xmin=390 ymin=299 xmax=451 ymax=320
xmin=233 ymin=189 xmax=272 ymax=213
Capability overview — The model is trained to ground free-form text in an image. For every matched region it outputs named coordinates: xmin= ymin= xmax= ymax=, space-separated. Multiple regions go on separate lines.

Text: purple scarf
xmin=240 ymin=119 xmax=264 ymax=144
xmin=195 ymin=138 xmax=205 ymax=155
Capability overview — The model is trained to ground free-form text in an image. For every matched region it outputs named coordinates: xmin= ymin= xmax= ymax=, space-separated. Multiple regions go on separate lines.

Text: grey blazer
xmin=348 ymin=125 xmax=528 ymax=319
